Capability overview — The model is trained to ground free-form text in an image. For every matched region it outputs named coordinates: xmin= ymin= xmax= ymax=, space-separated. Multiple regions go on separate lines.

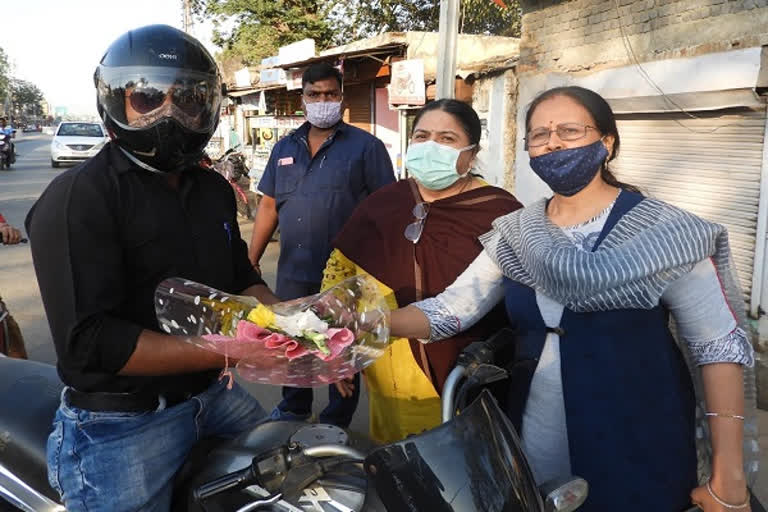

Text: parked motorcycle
xmin=0 ymin=326 xmax=590 ymax=512
xmin=203 ymin=148 xmax=256 ymax=220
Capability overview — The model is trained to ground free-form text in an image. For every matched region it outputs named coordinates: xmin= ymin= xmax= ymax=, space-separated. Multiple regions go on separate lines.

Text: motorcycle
xmin=203 ymin=148 xmax=256 ymax=220
xmin=0 ymin=132 xmax=15 ymax=170
xmin=0 ymin=327 xmax=589 ymax=512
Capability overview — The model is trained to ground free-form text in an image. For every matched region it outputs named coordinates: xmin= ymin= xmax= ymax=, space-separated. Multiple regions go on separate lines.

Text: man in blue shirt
xmin=249 ymin=63 xmax=395 ymax=427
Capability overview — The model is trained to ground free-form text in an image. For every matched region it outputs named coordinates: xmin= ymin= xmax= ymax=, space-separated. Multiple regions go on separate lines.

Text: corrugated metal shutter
xmin=612 ymin=108 xmax=766 ymax=299
xmin=343 ymin=84 xmax=373 ymax=133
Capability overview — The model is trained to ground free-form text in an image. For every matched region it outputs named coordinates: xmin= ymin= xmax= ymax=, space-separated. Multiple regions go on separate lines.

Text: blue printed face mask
xmin=529 ymin=140 xmax=609 ymax=196
xmin=406 ymin=140 xmax=476 ymax=191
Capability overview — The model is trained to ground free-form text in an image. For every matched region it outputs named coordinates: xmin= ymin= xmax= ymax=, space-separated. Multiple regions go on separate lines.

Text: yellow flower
xmin=247 ymin=304 xmax=275 ymax=328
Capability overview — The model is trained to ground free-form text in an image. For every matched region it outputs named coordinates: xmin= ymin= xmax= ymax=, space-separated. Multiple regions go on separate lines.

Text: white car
xmin=50 ymin=122 xmax=108 ymax=168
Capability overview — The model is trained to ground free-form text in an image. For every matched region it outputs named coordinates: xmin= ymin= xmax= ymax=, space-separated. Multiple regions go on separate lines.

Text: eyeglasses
xmin=404 ymin=202 xmax=429 ymax=244
xmin=525 ymin=123 xmax=599 ymax=148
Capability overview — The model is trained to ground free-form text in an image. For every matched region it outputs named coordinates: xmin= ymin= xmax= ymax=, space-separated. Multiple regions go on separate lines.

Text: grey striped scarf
xmin=480 ymin=197 xmax=745 ymax=320
xmin=479 ymin=195 xmax=760 ymax=485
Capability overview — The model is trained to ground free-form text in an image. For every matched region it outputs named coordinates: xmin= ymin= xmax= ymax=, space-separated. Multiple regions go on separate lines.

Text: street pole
xmin=436 ymin=0 xmax=460 ymax=100
xmin=182 ymin=0 xmax=193 ymax=33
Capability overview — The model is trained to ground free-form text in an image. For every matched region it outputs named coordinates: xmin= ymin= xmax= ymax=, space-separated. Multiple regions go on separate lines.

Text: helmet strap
xmin=118 ymin=146 xmax=168 ymax=175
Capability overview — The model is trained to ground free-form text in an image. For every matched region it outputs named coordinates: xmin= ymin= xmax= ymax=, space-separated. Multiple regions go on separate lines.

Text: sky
xmin=0 ymin=0 xmax=219 ymax=117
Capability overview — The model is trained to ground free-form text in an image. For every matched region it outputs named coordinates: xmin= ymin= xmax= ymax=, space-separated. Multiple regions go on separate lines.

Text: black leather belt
xmin=64 ymin=388 xmax=194 ymax=413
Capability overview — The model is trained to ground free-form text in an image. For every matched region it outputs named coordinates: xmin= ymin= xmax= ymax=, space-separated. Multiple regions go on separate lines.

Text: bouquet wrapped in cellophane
xmin=154 ymin=275 xmax=390 ymax=387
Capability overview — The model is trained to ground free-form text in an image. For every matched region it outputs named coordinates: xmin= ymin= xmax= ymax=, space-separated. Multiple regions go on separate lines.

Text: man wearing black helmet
xmin=25 ymin=25 xmax=279 ymax=511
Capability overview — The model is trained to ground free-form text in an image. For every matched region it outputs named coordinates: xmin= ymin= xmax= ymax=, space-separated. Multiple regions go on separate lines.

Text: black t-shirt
xmin=25 ymin=143 xmax=265 ymax=395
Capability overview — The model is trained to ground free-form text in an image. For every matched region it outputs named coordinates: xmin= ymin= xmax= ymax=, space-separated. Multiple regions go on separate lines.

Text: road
xmin=0 ymin=133 xmax=59 ymax=362
xmin=1 ymin=134 xmax=766 ymax=503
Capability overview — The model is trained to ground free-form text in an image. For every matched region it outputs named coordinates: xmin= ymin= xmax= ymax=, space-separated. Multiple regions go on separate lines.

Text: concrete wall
xmin=519 ymin=0 xmax=768 ymax=74
xmin=471 ymin=69 xmax=519 ymax=192
xmin=406 ymin=32 xmax=520 ymax=80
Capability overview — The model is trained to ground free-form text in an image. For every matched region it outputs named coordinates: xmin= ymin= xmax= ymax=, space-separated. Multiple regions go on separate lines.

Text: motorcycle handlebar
xmin=193 ymin=464 xmax=256 ymax=502
xmin=441 ymin=366 xmax=467 ymax=424
xmin=483 ymin=328 xmax=514 ymax=355
xmin=444 ymin=328 xmax=516 ymax=423
xmin=456 ymin=328 xmax=515 ymax=368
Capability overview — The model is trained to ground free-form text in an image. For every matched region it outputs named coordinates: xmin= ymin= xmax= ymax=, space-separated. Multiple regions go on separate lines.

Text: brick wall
xmin=520 ymin=0 xmax=768 ymax=74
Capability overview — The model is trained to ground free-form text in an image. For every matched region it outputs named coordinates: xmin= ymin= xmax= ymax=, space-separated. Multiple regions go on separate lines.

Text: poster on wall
xmin=474 ymin=78 xmax=506 ymax=188
xmin=389 ymin=59 xmax=426 ymax=106
xmin=246 ymin=116 xmax=306 ymax=175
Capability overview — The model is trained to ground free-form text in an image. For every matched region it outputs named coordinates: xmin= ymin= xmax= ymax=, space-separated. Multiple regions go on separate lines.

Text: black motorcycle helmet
xmin=94 ymin=24 xmax=223 ymax=173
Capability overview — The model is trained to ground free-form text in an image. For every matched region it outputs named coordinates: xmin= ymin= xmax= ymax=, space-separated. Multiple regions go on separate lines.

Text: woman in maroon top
xmin=321 ymin=99 xmax=522 ymax=443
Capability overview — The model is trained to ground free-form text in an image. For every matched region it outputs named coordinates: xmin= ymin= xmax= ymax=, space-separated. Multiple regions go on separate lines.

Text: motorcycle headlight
xmin=542 ymin=477 xmax=589 ymax=512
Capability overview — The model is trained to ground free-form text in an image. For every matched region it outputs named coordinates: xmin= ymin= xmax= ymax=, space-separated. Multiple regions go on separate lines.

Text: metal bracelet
xmin=706 ymin=479 xmax=750 ymax=509
xmin=705 ymin=412 xmax=746 ymax=421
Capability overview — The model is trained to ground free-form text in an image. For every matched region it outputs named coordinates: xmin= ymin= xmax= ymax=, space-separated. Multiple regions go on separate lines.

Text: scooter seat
xmin=0 ymin=356 xmax=64 ymax=502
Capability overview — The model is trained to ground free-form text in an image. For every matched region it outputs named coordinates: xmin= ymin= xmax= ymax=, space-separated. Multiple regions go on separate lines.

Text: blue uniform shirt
xmin=259 ymin=121 xmax=395 ymax=285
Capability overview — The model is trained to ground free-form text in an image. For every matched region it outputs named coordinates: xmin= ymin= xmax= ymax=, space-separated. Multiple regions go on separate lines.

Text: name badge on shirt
xmin=278 ymin=157 xmax=294 ymax=166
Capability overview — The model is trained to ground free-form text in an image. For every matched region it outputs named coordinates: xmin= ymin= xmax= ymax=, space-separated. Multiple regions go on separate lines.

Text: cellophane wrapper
xmin=154 ymin=275 xmax=390 ymax=387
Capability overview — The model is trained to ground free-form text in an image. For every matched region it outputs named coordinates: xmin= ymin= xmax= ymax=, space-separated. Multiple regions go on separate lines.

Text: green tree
xmin=460 ymin=0 xmax=521 ymax=37
xmin=0 ymin=47 xmax=10 ymax=107
xmin=328 ymin=0 xmax=521 ymax=44
xmin=197 ymin=0 xmax=335 ymax=65
xmin=11 ymin=79 xmax=44 ymax=117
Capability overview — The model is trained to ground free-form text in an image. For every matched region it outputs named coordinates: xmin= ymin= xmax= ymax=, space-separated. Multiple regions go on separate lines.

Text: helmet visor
xmin=97 ymin=65 xmax=221 ymax=133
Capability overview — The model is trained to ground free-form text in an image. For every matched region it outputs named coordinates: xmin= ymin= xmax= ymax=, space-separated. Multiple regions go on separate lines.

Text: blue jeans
xmin=47 ymin=379 xmax=266 ymax=512
xmin=278 ymin=373 xmax=361 ymax=427
xmin=275 ymin=277 xmax=361 ymax=427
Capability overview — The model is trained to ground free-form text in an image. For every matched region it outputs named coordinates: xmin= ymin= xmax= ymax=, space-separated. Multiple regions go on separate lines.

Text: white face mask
xmin=304 ymin=101 xmax=343 ymax=129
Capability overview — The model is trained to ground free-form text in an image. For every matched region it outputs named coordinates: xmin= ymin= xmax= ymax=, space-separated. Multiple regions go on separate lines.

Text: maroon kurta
xmin=334 ymin=179 xmax=522 ymax=392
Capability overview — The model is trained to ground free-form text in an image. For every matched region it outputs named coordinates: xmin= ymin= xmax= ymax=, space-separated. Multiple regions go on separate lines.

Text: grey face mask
xmin=304 ymin=101 xmax=343 ymax=129
xmin=128 ymin=102 xmax=203 ymax=131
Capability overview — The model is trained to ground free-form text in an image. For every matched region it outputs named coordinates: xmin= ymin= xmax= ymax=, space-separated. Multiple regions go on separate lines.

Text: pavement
xmin=0 ymin=133 xmax=765 ymax=503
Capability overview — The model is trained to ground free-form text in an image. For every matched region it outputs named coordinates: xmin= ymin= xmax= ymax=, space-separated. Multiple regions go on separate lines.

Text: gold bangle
xmin=706 ymin=479 xmax=750 ymax=509
xmin=705 ymin=412 xmax=745 ymax=421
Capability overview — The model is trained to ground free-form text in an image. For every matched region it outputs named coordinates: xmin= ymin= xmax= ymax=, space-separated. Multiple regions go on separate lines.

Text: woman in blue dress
xmin=389 ymin=86 xmax=758 ymax=511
